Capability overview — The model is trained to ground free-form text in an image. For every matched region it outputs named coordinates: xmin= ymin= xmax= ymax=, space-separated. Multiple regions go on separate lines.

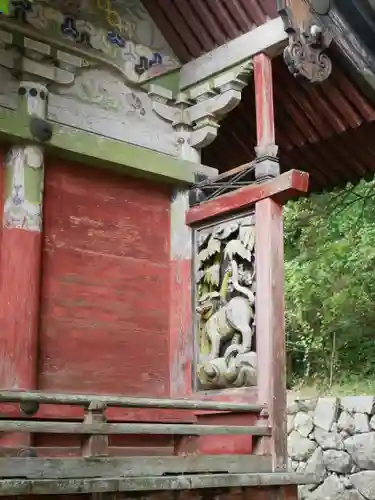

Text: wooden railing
xmin=0 ymin=390 xmax=319 ymax=497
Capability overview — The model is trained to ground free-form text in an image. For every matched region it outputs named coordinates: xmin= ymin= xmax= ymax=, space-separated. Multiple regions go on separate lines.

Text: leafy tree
xmin=284 ymin=179 xmax=375 ymax=388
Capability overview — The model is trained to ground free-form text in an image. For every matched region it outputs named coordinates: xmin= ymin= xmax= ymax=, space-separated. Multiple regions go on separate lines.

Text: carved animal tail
xmin=231 ymin=259 xmax=255 ymax=304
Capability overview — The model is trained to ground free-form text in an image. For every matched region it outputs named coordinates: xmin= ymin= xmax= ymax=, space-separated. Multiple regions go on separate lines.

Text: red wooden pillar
xmin=0 ymin=82 xmax=47 ymax=448
xmin=253 ymin=52 xmax=286 ymax=470
xmin=253 ymin=53 xmax=279 ymax=181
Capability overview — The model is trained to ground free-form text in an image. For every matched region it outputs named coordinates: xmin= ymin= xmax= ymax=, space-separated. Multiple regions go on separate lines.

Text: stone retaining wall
xmin=288 ymin=395 xmax=375 ymax=500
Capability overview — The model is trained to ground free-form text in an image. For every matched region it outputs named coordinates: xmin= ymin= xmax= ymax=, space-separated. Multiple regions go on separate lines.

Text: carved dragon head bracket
xmin=278 ymin=0 xmax=333 ymax=83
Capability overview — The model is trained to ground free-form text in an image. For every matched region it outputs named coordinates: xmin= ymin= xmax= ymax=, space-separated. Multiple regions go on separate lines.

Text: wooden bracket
xmin=278 ymin=0 xmax=333 ymax=83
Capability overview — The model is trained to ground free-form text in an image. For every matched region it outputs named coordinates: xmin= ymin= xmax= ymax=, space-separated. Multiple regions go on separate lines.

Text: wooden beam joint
xmin=186 ymin=170 xmax=309 ymax=226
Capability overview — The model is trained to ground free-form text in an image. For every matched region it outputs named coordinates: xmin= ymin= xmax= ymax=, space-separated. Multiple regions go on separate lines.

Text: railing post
xmin=81 ymin=400 xmax=109 ymax=458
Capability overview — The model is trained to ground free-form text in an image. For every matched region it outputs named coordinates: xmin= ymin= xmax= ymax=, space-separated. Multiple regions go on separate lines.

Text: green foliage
xmin=285 ymin=179 xmax=375 ymax=390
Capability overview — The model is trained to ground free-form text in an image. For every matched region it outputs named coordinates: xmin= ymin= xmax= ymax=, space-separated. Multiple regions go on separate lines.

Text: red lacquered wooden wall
xmin=39 ymin=158 xmax=172 ymax=400
xmin=0 ymin=147 xmax=3 ymax=277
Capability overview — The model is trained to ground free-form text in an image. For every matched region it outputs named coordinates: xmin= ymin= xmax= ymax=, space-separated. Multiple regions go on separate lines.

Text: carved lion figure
xmin=197 ymin=260 xmax=255 ymax=361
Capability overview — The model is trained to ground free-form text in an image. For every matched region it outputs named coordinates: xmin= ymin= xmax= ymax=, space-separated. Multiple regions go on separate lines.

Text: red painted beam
xmin=186 ymin=170 xmax=309 ymax=226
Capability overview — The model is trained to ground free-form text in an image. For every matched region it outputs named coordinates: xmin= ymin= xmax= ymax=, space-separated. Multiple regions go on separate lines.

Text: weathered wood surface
xmin=39 ymin=161 xmax=172 ymax=405
xmin=0 ymin=473 xmax=321 ymax=496
xmin=0 ymin=145 xmax=44 ymax=449
xmin=81 ymin=400 xmax=108 ymax=457
xmin=252 ymin=50 xmax=288 ymax=472
xmin=0 ymin=446 xmax=175 ymax=457
xmin=185 ymin=170 xmax=309 ymax=226
xmin=0 ymin=390 xmax=264 ymax=412
xmin=250 ymin=484 xmax=299 ymax=500
xmin=0 ymin=455 xmax=273 ymax=478
xmin=169 ymin=189 xmax=193 ymax=399
xmin=0 ymin=420 xmax=271 ymax=436
xmin=254 ymin=53 xmax=275 ymax=150
xmin=255 ymin=197 xmax=287 ymax=470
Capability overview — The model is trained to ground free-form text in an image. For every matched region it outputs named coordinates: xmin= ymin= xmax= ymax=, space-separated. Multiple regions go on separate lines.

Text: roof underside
xmin=143 ymin=0 xmax=375 ymax=192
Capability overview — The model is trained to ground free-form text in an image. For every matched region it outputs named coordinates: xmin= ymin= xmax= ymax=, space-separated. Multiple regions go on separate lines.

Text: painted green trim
xmin=0 ymin=107 xmax=199 ymax=185
xmin=142 ymin=70 xmax=180 ymax=95
xmin=24 ymin=162 xmax=43 ymax=203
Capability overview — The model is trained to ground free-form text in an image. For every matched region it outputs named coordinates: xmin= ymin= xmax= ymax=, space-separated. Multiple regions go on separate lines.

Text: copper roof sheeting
xmin=143 ymin=1 xmax=375 ymax=191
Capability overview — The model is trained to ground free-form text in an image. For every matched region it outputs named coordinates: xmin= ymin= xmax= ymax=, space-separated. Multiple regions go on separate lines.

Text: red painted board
xmin=186 ymin=170 xmax=309 ymax=226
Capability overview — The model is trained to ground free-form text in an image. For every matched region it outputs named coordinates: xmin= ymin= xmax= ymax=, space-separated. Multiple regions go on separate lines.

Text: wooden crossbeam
xmin=0 ymin=455 xmax=273 ymax=478
xmin=0 ymin=421 xmax=271 ymax=436
xmin=0 ymin=390 xmax=264 ymax=412
xmin=0 ymin=473 xmax=321 ymax=496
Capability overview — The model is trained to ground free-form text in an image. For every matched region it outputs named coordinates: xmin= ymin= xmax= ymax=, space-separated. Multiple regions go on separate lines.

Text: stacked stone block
xmin=287 ymin=396 xmax=375 ymax=499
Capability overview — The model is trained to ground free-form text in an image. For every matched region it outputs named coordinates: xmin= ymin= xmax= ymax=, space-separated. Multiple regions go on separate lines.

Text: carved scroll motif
xmin=279 ymin=0 xmax=333 ymax=83
xmin=195 ymin=213 xmax=257 ymax=390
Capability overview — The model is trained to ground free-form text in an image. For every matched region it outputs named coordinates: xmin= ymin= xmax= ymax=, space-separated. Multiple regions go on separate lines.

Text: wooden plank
xmin=0 ymin=455 xmax=273 ymax=478
xmin=0 ymin=473 xmax=321 ymax=496
xmin=255 ymin=197 xmax=287 ymax=471
xmin=0 ymin=107 xmax=216 ymax=186
xmin=0 ymin=421 xmax=271 ymax=436
xmin=0 ymin=446 xmax=175 ymax=457
xmin=81 ymin=401 xmax=108 ymax=457
xmin=179 ymin=18 xmax=288 ymax=90
xmin=169 ymin=188 xmax=193 ymax=398
xmin=186 ymin=170 xmax=309 ymax=226
xmin=0 ymin=390 xmax=264 ymax=412
xmin=250 ymin=484 xmax=299 ymax=500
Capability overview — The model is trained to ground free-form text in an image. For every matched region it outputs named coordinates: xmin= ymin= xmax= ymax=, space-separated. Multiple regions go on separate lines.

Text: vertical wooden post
xmin=255 ymin=198 xmax=287 ymax=469
xmin=253 ymin=53 xmax=279 ymax=181
xmin=0 ymin=82 xmax=47 ymax=448
xmin=169 ymin=188 xmax=193 ymax=398
xmin=253 ymin=53 xmax=287 ymax=470
xmin=81 ymin=401 xmax=109 ymax=457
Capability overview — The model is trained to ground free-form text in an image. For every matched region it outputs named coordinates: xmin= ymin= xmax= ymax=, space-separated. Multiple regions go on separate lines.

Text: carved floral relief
xmin=195 ymin=213 xmax=257 ymax=390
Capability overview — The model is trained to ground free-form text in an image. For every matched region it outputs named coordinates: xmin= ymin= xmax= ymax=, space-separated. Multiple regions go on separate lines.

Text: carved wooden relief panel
xmin=5 ymin=0 xmax=180 ymax=84
xmin=0 ymin=0 xmax=183 ymax=156
xmin=194 ymin=213 xmax=257 ymax=391
xmin=278 ymin=0 xmax=332 ymax=83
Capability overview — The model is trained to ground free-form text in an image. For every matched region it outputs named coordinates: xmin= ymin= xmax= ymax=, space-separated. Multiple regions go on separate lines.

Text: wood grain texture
xmin=0 ymin=420 xmax=271 ymax=436
xmin=176 ymin=412 xmax=259 ymax=456
xmin=169 ymin=189 xmax=193 ymax=398
xmin=0 ymin=445 xmax=175 ymax=457
xmin=0 ymin=472 xmax=320 ymax=496
xmin=0 ymin=147 xmax=3 ymax=265
xmin=254 ymin=53 xmax=275 ymax=148
xmin=186 ymin=170 xmax=309 ymax=226
xmin=246 ymin=484 xmax=299 ymax=500
xmin=0 ymin=455 xmax=273 ymax=478
xmin=0 ymin=230 xmax=42 ymax=391
xmin=39 ymin=159 xmax=172 ymax=416
xmin=0 ymin=227 xmax=42 ymax=448
xmin=0 ymin=390 xmax=263 ymax=411
xmin=169 ymin=258 xmax=193 ymax=397
xmin=255 ymin=198 xmax=287 ymax=471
